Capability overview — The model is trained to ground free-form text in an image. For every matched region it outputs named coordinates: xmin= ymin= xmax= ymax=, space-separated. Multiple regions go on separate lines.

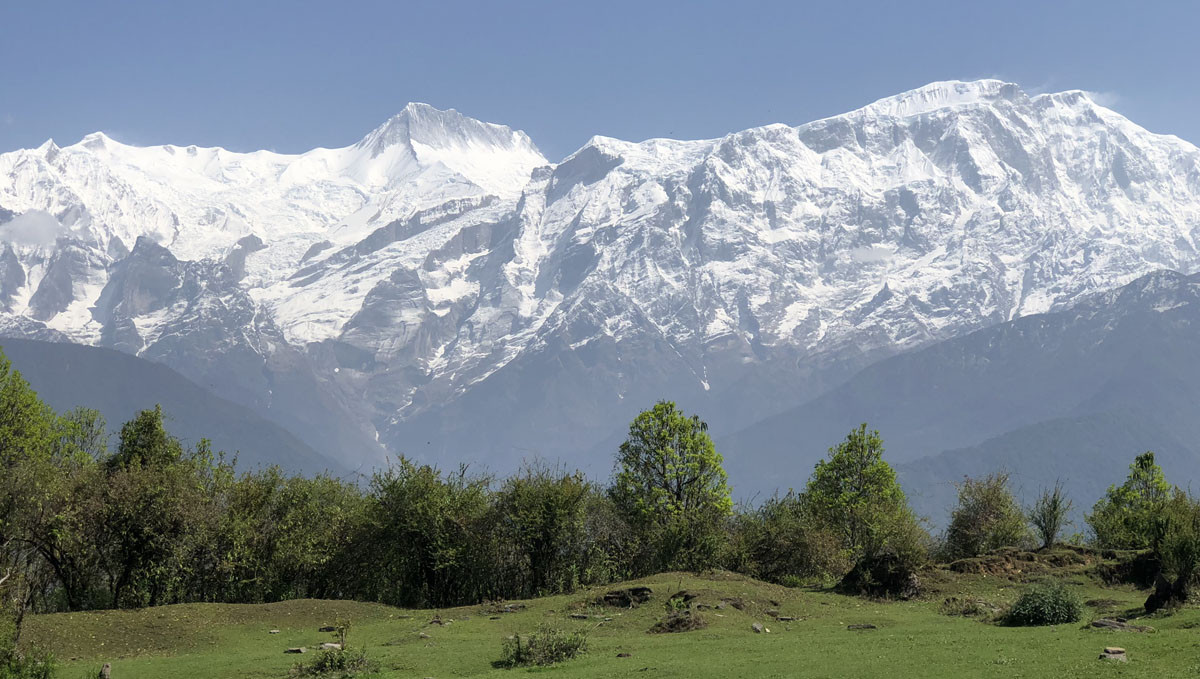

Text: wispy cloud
xmin=1085 ymin=90 xmax=1122 ymax=108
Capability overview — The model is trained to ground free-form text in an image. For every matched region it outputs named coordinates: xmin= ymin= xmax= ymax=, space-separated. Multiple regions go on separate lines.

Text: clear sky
xmin=2 ymin=0 xmax=1198 ymax=161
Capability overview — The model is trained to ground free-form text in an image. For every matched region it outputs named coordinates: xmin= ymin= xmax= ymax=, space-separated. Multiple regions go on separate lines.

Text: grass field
xmin=21 ymin=550 xmax=1200 ymax=678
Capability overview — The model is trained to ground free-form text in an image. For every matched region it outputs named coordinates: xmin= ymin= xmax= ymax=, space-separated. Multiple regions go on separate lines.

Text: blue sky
xmin=1 ymin=0 xmax=1197 ymax=161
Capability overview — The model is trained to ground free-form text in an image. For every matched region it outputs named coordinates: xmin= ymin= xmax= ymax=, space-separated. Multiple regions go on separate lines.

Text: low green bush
xmin=1004 ymin=580 xmax=1082 ymax=626
xmin=291 ymin=647 xmax=374 ymax=677
xmin=0 ymin=648 xmax=55 ymax=679
xmin=497 ymin=625 xmax=588 ymax=668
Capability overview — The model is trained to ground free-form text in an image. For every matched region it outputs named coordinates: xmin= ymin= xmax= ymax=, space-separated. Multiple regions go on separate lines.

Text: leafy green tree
xmin=944 ymin=473 xmax=1030 ymax=559
xmin=93 ymin=408 xmax=208 ymax=607
xmin=494 ymin=463 xmax=592 ymax=596
xmin=106 ymin=405 xmax=183 ymax=471
xmin=805 ymin=424 xmax=909 ymax=558
xmin=354 ymin=458 xmax=494 ymax=608
xmin=610 ymin=401 xmax=733 ymax=572
xmin=1088 ymin=451 xmax=1172 ymax=550
xmin=0 ymin=350 xmax=60 ymax=649
xmin=803 ymin=425 xmax=928 ymax=596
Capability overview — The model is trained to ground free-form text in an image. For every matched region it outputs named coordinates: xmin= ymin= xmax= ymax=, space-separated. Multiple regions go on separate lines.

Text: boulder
xmin=751 ymin=622 xmax=764 ymax=633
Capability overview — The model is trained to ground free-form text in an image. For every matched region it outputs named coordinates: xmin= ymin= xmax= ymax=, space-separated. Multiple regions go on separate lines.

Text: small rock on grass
xmin=1099 ymin=647 xmax=1127 ymax=662
xmin=284 ymin=647 xmax=306 ymax=654
xmin=268 ymin=629 xmax=280 ymax=634
xmin=751 ymin=623 xmax=764 ymax=633
xmin=847 ymin=624 xmax=877 ymax=630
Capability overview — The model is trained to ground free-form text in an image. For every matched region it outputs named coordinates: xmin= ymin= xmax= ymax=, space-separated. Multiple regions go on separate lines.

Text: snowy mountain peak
xmin=76 ymin=131 xmax=117 ymax=151
xmin=357 ymin=103 xmax=532 ymax=153
xmin=4 ymin=81 xmax=1200 ymax=472
xmin=348 ymin=103 xmax=547 ymax=196
xmin=853 ymin=79 xmax=1027 ymax=119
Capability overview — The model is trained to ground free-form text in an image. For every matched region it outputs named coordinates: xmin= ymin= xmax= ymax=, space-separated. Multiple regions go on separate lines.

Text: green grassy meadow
xmin=23 ymin=555 xmax=1200 ymax=679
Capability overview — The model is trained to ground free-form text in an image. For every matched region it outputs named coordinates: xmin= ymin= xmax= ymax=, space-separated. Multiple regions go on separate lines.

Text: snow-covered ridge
xmin=848 ymin=79 xmax=1027 ymax=118
xmin=2 ymin=82 xmax=1200 ymax=468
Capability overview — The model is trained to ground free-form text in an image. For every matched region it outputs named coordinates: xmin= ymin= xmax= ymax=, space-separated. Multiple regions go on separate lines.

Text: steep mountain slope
xmin=720 ymin=270 xmax=1200 ymax=513
xmin=0 ymin=338 xmax=344 ymax=473
xmin=2 ymin=81 xmax=1200 ymax=473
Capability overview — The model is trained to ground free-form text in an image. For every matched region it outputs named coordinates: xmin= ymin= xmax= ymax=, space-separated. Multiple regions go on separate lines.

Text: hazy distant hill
xmin=721 ymin=270 xmax=1200 ymax=517
xmin=0 ymin=337 xmax=348 ymax=474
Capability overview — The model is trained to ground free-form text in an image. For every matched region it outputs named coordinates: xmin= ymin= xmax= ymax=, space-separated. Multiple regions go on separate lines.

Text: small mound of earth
xmin=480 ymin=601 xmax=526 ymax=615
xmin=948 ymin=547 xmax=1093 ymax=578
xmin=649 ymin=610 xmax=707 ymax=633
xmin=940 ymin=596 xmax=1000 ymax=617
xmin=600 ymin=586 xmax=653 ymax=608
xmin=1091 ymin=618 xmax=1153 ymax=633
xmin=667 ymin=590 xmax=699 ymax=605
xmin=838 ymin=553 xmax=920 ymax=599
xmin=1096 ymin=551 xmax=1160 ymax=587
xmin=719 ymin=597 xmax=746 ymax=611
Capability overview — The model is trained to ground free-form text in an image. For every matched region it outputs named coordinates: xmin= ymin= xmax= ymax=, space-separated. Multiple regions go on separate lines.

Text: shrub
xmin=496 ymin=625 xmax=587 ymax=668
xmin=837 ymin=499 xmax=929 ymax=599
xmin=737 ymin=493 xmax=850 ymax=584
xmin=0 ymin=648 xmax=55 ymax=679
xmin=944 ymin=473 xmax=1029 ymax=560
xmin=1004 ymin=581 xmax=1082 ymax=626
xmin=1028 ymin=482 xmax=1073 ymax=550
xmin=291 ymin=648 xmax=374 ymax=677
xmin=291 ymin=618 xmax=374 ymax=677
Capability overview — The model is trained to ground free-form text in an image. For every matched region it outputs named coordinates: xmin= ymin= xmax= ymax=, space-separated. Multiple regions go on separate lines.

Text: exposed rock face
xmin=1 ymin=83 xmax=1200 ymax=473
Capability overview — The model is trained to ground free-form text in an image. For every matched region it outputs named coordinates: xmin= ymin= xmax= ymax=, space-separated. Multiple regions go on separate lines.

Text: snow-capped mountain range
xmin=2 ymin=80 xmax=1199 ymax=475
